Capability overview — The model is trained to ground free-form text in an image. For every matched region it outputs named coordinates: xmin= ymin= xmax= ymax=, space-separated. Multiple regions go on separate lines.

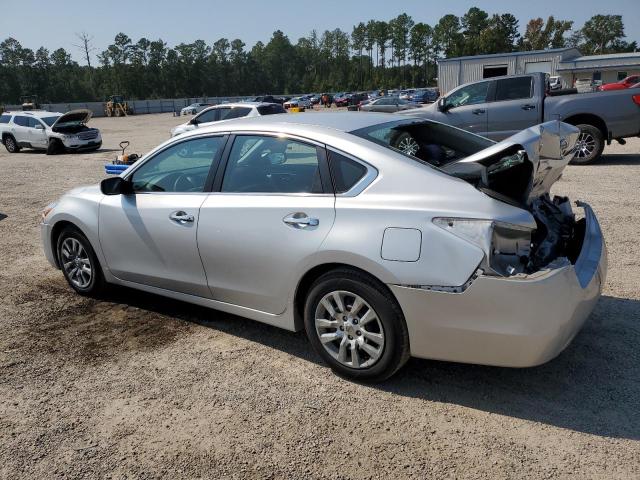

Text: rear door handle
xmin=472 ymin=109 xmax=486 ymax=115
xmin=169 ymin=211 xmax=194 ymax=223
xmin=522 ymin=104 xmax=536 ymax=110
xmin=283 ymin=213 xmax=319 ymax=229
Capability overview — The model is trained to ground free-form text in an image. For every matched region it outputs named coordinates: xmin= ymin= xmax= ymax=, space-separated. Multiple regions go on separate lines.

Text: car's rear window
xmin=257 ymin=104 xmax=286 ymax=115
xmin=350 ymin=119 xmax=494 ymax=167
xmin=0 ymin=115 xmax=11 ymax=124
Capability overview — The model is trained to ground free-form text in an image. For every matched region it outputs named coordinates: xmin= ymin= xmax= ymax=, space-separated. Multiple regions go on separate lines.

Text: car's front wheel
xmin=56 ymin=226 xmax=106 ymax=296
xmin=570 ymin=124 xmax=604 ymax=165
xmin=4 ymin=135 xmax=20 ymax=153
xmin=304 ymin=269 xmax=410 ymax=382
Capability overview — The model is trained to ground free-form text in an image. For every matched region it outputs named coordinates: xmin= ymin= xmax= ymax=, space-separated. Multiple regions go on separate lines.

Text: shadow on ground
xmin=592 ymin=153 xmax=640 ymax=166
xmin=99 ymin=287 xmax=640 ymax=441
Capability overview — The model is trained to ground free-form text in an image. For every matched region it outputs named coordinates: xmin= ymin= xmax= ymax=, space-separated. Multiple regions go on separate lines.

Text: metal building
xmin=437 ymin=48 xmax=640 ymax=94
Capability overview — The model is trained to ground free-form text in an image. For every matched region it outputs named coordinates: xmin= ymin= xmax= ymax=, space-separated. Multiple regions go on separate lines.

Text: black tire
xmin=570 ymin=124 xmax=605 ymax=165
xmin=4 ymin=135 xmax=20 ymax=153
xmin=56 ymin=226 xmax=107 ymax=296
xmin=304 ymin=268 xmax=410 ymax=382
xmin=46 ymin=138 xmax=64 ymax=155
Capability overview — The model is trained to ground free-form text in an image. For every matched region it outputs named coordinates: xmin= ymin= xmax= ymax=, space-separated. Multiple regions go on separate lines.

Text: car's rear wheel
xmin=304 ymin=269 xmax=410 ymax=382
xmin=4 ymin=135 xmax=20 ymax=153
xmin=56 ymin=226 xmax=106 ymax=296
xmin=570 ymin=124 xmax=604 ymax=165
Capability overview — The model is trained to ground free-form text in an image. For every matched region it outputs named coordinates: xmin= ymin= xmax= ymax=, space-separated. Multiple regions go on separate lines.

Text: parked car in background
xmin=181 ymin=103 xmax=212 ymax=115
xmin=548 ymin=76 xmax=563 ymax=91
xmin=252 ymin=95 xmax=286 ymax=105
xmin=336 ymin=92 xmax=368 ymax=108
xmin=170 ymin=102 xmax=285 ymax=136
xmin=399 ymin=89 xmax=416 ymax=100
xmin=284 ymin=97 xmax=311 ymax=109
xmin=1 ymin=109 xmax=101 ymax=154
xmin=409 ymin=89 xmax=439 ymax=104
xmin=333 ymin=92 xmax=352 ymax=107
xmin=359 ymin=97 xmax=419 ymax=113
xmin=41 ymin=112 xmax=605 ymax=381
xmin=403 ymin=72 xmax=640 ymax=164
xmin=598 ymin=75 xmax=640 ymax=91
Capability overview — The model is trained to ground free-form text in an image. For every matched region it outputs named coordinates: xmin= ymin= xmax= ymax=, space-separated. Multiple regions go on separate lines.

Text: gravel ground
xmin=0 ymin=112 xmax=639 ymax=479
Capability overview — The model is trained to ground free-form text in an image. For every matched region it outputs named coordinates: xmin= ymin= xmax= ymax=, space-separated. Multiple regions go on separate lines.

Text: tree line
xmin=0 ymin=10 xmax=636 ymax=104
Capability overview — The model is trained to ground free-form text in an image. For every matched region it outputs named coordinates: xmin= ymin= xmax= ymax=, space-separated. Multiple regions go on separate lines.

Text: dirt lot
xmin=0 ymin=112 xmax=639 ymax=479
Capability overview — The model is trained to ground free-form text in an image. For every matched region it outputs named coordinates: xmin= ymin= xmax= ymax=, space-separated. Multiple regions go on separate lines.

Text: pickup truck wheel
xmin=4 ymin=135 xmax=20 ymax=153
xmin=571 ymin=124 xmax=604 ymax=165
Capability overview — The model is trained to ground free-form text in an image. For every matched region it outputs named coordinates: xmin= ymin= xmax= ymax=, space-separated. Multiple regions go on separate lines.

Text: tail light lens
xmin=632 ymin=94 xmax=640 ymax=106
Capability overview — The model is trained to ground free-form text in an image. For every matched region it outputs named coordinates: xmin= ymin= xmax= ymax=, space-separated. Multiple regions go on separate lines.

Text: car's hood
xmin=441 ymin=121 xmax=579 ymax=206
xmin=52 ymin=109 xmax=92 ymax=128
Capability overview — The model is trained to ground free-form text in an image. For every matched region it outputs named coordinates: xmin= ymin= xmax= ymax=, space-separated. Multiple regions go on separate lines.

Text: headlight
xmin=433 ymin=217 xmax=532 ymax=276
xmin=41 ymin=201 xmax=58 ymax=222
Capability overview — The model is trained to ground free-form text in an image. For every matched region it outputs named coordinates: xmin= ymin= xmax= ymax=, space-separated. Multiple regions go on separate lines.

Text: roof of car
xmin=190 ymin=111 xmax=408 ymax=135
xmin=4 ymin=110 xmax=62 ymax=117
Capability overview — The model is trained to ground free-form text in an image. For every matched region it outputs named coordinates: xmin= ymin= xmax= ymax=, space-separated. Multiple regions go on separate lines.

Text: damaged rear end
xmin=440 ymin=121 xmax=603 ymax=282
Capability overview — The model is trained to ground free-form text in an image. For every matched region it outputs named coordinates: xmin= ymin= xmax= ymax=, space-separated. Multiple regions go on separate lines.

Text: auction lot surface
xmin=1 ymin=112 xmax=639 ymax=479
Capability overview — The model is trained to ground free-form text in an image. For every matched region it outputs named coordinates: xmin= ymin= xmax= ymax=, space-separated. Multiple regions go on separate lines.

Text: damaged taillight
xmin=433 ymin=218 xmax=532 ymax=277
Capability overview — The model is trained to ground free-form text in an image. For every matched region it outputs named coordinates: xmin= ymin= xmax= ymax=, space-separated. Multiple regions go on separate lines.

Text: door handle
xmin=472 ymin=109 xmax=486 ymax=115
xmin=169 ymin=211 xmax=194 ymax=224
xmin=283 ymin=213 xmax=319 ymax=229
xmin=521 ymin=104 xmax=536 ymax=110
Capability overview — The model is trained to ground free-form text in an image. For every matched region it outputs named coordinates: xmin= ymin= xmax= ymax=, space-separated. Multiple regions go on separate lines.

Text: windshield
xmin=349 ymin=119 xmax=494 ymax=167
xmin=41 ymin=116 xmax=60 ymax=127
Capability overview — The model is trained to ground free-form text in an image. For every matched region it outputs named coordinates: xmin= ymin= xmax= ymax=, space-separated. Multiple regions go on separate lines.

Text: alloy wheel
xmin=314 ymin=290 xmax=385 ymax=369
xmin=61 ymin=237 xmax=92 ymax=289
xmin=5 ymin=137 xmax=16 ymax=152
xmin=397 ymin=136 xmax=420 ymax=156
xmin=574 ymin=132 xmax=596 ymax=159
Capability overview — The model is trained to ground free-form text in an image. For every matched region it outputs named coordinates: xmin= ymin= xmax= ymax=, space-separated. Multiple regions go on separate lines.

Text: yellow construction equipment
xmin=104 ymin=95 xmax=133 ymax=117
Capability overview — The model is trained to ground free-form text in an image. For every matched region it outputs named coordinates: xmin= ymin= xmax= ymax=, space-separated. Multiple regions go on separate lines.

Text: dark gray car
xmin=360 ymin=97 xmax=420 ymax=113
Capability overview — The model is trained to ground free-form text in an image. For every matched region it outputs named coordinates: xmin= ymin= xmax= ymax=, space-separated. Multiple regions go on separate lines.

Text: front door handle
xmin=169 ymin=211 xmax=194 ymax=224
xmin=521 ymin=104 xmax=536 ymax=110
xmin=283 ymin=213 xmax=319 ymax=229
xmin=472 ymin=108 xmax=486 ymax=115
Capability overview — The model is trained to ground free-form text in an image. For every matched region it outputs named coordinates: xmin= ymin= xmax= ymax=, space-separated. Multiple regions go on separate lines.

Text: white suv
xmin=170 ymin=102 xmax=286 ymax=137
xmin=0 ymin=109 xmax=102 ymax=154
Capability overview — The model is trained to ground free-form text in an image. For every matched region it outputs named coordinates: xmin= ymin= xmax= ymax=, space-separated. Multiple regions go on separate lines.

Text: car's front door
xmin=28 ymin=118 xmax=48 ymax=148
xmin=99 ymin=135 xmax=227 ymax=296
xmin=440 ymin=81 xmax=490 ymax=136
xmin=486 ymin=76 xmax=539 ymax=141
xmin=198 ymin=134 xmax=336 ymax=315
xmin=190 ymin=108 xmax=221 ymax=132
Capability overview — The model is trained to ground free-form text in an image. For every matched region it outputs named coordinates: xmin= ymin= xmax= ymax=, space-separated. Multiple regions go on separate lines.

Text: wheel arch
xmin=292 ymin=262 xmax=402 ymax=331
xmin=562 ymin=114 xmax=608 ymax=141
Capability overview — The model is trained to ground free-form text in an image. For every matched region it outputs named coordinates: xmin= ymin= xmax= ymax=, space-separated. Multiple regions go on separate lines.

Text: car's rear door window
xmin=13 ymin=116 xmax=29 ymax=127
xmin=494 ymin=77 xmax=533 ymax=101
xmin=221 ymin=135 xmax=324 ymax=194
xmin=328 ymin=151 xmax=368 ymax=193
xmin=224 ymin=107 xmax=251 ymax=119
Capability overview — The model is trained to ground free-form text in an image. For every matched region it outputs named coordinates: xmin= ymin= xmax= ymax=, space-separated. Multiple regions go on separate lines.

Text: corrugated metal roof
xmin=437 ymin=47 xmax=579 ymax=63
xmin=567 ymin=52 xmax=640 ymax=62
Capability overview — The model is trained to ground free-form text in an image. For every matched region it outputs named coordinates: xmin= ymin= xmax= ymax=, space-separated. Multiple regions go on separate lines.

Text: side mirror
xmin=35 ymin=123 xmax=44 ymax=130
xmin=189 ymin=118 xmax=198 ymax=125
xmin=100 ymin=176 xmax=133 ymax=195
xmin=437 ymin=97 xmax=448 ymax=112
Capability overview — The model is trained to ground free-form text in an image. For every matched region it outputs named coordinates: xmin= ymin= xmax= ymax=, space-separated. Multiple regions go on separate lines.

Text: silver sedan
xmin=41 ymin=113 xmax=606 ymax=381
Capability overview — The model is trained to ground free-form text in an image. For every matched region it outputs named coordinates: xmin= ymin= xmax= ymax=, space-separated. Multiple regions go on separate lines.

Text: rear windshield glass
xmin=257 ymin=104 xmax=286 ymax=115
xmin=350 ymin=119 xmax=494 ymax=167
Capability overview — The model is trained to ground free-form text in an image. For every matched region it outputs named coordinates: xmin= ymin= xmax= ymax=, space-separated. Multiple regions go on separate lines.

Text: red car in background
xmin=598 ymin=75 xmax=640 ymax=91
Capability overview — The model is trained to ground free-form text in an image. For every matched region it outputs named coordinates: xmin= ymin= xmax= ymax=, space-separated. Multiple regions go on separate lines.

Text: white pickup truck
xmin=0 ymin=109 xmax=102 ymax=154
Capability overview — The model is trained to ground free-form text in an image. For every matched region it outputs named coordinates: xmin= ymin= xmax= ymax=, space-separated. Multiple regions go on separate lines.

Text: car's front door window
xmin=195 ymin=109 xmax=219 ymax=124
xmin=130 ymin=136 xmax=225 ymax=193
xmin=447 ymin=82 xmax=490 ymax=108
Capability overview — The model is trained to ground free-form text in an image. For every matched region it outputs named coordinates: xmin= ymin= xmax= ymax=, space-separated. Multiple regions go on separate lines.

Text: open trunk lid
xmin=442 ymin=121 xmax=579 ymax=206
xmin=51 ymin=109 xmax=93 ymax=129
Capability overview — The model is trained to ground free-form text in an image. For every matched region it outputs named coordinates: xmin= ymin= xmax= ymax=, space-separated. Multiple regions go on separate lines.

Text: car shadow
xmin=592 ymin=153 xmax=640 ymax=166
xmin=102 ymin=288 xmax=640 ymax=440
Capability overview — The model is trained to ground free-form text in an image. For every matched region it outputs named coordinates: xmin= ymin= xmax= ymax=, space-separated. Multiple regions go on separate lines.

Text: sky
xmin=1 ymin=0 xmax=638 ymax=63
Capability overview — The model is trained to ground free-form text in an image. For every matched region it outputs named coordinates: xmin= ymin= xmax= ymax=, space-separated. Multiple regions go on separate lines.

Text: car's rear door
xmin=99 ymin=135 xmax=227 ymax=296
xmin=11 ymin=115 xmax=30 ymax=145
xmin=197 ymin=133 xmax=335 ymax=315
xmin=486 ymin=76 xmax=539 ymax=141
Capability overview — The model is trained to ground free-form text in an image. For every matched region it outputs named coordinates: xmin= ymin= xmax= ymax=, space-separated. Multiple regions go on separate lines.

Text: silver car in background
xmin=41 ymin=113 xmax=606 ymax=381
